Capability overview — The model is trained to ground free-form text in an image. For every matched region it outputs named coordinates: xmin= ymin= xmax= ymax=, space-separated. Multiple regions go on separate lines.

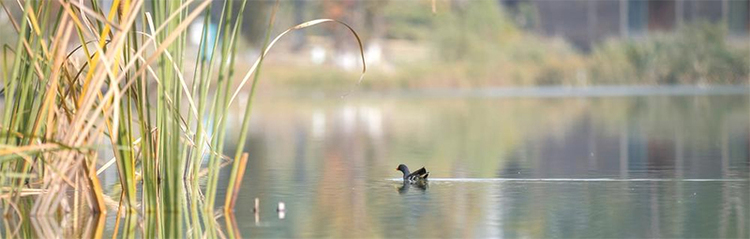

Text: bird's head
xmin=396 ymin=164 xmax=408 ymax=173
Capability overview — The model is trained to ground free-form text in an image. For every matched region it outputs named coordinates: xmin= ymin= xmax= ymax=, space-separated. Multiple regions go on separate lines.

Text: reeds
xmin=0 ymin=0 xmax=364 ymax=237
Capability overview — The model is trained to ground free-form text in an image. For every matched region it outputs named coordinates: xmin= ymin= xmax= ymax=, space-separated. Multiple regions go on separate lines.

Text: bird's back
xmin=407 ymin=167 xmax=429 ymax=181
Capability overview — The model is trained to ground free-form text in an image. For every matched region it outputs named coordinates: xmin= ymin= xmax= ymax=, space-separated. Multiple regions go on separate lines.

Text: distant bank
xmin=271 ymin=85 xmax=750 ymax=99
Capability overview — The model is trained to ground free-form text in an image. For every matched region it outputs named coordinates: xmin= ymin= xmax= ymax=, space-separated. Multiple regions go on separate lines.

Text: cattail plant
xmin=0 ymin=0 xmax=364 ymax=237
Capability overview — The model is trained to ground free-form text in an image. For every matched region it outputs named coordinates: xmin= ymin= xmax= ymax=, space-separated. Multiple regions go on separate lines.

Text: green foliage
xmin=382 ymin=0 xmax=586 ymax=88
xmin=431 ymin=0 xmax=516 ymax=61
xmin=383 ymin=1 xmax=435 ymax=41
xmin=590 ymin=22 xmax=750 ymax=85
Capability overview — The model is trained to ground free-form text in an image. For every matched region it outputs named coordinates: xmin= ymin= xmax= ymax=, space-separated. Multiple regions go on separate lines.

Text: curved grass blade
xmin=227 ymin=18 xmax=367 ymax=108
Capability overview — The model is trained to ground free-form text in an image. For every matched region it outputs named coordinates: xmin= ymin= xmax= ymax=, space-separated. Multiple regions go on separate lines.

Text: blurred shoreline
xmin=247 ymin=84 xmax=750 ymax=99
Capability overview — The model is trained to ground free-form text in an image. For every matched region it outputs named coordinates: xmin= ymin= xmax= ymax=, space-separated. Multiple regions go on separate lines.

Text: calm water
xmin=216 ymin=93 xmax=750 ymax=238
xmin=6 ymin=92 xmax=748 ymax=238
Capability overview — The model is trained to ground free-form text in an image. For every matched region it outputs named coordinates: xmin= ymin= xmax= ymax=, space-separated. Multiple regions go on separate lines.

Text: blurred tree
xmin=363 ymin=0 xmax=388 ymax=42
xmin=292 ymin=0 xmax=307 ymax=52
xmin=323 ymin=0 xmax=357 ymax=53
xmin=209 ymin=0 xmax=271 ymax=47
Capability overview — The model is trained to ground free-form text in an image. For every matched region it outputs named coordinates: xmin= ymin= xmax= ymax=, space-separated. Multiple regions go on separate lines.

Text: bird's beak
xmin=395 ymin=168 xmax=398 ymax=171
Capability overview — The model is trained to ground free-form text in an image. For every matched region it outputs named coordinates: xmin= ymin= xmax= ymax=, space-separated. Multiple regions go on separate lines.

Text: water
xmin=219 ymin=93 xmax=749 ymax=238
xmin=5 ymin=91 xmax=748 ymax=238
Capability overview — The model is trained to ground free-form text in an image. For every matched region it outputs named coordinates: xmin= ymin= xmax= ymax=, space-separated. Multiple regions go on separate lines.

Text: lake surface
xmin=6 ymin=91 xmax=748 ymax=238
xmin=215 ymin=92 xmax=749 ymax=238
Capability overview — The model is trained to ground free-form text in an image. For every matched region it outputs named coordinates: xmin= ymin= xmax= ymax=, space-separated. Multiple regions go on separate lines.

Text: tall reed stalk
xmin=0 ymin=0 xmax=364 ymax=237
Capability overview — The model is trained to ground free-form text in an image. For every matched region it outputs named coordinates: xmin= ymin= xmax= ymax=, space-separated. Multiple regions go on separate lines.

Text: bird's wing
xmin=411 ymin=167 xmax=429 ymax=179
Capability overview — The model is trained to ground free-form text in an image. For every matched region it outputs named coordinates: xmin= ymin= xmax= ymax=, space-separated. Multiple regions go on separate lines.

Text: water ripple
xmin=387 ymin=178 xmax=748 ymax=182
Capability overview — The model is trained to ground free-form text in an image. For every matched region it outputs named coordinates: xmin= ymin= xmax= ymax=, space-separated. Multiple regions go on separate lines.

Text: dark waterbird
xmin=396 ymin=164 xmax=429 ymax=183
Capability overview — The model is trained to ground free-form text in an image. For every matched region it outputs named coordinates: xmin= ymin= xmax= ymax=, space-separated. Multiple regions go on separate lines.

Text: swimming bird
xmin=396 ymin=164 xmax=429 ymax=183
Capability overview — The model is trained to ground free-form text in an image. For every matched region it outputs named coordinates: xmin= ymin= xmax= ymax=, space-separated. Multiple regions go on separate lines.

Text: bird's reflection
xmin=397 ymin=181 xmax=428 ymax=194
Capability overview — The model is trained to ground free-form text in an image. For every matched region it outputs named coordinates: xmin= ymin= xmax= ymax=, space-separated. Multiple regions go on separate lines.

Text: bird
xmin=396 ymin=164 xmax=429 ymax=183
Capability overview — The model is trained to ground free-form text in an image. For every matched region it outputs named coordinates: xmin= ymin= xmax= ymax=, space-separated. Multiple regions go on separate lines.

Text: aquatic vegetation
xmin=590 ymin=22 xmax=750 ymax=85
xmin=0 ymin=0 xmax=363 ymax=237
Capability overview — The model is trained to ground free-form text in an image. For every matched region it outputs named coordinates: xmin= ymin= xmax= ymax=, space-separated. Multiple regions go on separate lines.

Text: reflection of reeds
xmin=0 ymin=0 xmax=364 ymax=237
xmin=2 ymin=210 xmax=105 ymax=238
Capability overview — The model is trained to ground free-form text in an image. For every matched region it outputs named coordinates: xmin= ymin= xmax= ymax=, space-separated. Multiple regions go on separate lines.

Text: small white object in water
xmin=255 ymin=211 xmax=260 ymax=225
xmin=254 ymin=198 xmax=260 ymax=213
xmin=277 ymin=202 xmax=286 ymax=212
xmin=278 ymin=211 xmax=286 ymax=219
